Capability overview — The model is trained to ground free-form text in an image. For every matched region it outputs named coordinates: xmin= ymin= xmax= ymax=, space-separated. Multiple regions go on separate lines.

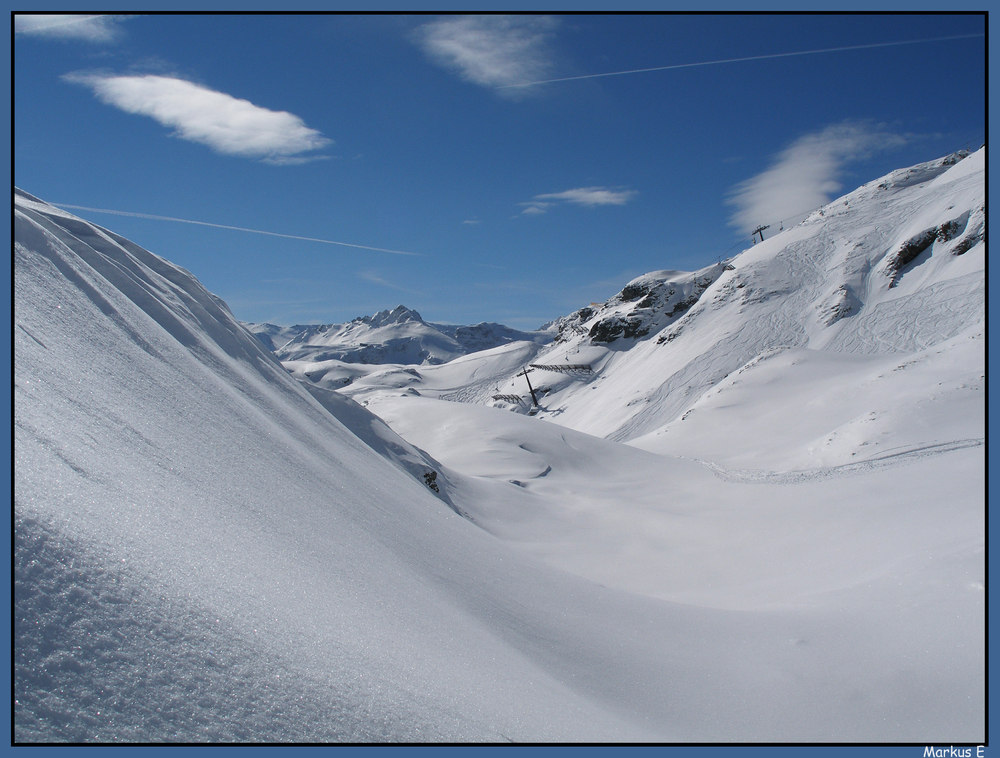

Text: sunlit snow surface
xmin=14 ymin=151 xmax=984 ymax=744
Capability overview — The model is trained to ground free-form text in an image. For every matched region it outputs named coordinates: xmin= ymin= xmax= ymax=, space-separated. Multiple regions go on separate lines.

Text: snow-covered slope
xmin=13 ymin=190 xmax=665 ymax=741
xmin=14 ymin=143 xmax=985 ymax=744
xmin=327 ymin=150 xmax=984 ymax=740
xmin=245 ymin=305 xmax=550 ymax=368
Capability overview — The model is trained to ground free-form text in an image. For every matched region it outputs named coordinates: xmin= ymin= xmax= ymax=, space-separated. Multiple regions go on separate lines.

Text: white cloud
xmin=726 ymin=121 xmax=909 ymax=233
xmin=520 ymin=186 xmax=636 ymax=215
xmin=64 ymin=73 xmax=331 ymax=163
xmin=415 ymin=15 xmax=558 ymax=96
xmin=15 ymin=14 xmax=125 ymax=42
xmin=519 ymin=202 xmax=551 ymax=216
xmin=535 ymin=187 xmax=637 ymax=206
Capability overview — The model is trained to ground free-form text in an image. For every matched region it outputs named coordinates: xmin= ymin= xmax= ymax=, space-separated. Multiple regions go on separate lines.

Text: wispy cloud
xmin=358 ymin=270 xmax=423 ymax=295
xmin=15 ymin=14 xmax=125 ymax=43
xmin=53 ymin=203 xmax=422 ymax=256
xmin=63 ymin=73 xmax=331 ymax=163
xmin=536 ymin=187 xmax=637 ymax=206
xmin=520 ymin=186 xmax=637 ymax=215
xmin=726 ymin=121 xmax=909 ymax=233
xmin=414 ymin=15 xmax=558 ymax=97
xmin=519 ymin=203 xmax=550 ymax=216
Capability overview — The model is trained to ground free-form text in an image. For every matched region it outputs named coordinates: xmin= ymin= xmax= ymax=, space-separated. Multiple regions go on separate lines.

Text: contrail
xmin=52 ymin=203 xmax=424 ymax=256
xmin=500 ymin=33 xmax=984 ymax=89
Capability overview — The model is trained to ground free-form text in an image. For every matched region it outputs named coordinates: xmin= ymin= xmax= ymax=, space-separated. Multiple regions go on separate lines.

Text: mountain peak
xmin=362 ymin=304 xmax=424 ymax=327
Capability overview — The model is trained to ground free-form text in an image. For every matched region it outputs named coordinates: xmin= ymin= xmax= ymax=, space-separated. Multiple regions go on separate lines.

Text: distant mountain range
xmin=243 ymin=304 xmax=551 ymax=366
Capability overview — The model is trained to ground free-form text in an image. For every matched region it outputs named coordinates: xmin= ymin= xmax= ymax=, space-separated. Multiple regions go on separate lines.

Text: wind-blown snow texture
xmin=13 ymin=149 xmax=984 ymax=743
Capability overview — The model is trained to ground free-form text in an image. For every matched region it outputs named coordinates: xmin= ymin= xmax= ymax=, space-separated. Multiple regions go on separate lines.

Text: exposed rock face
xmin=554 ymin=265 xmax=728 ymax=346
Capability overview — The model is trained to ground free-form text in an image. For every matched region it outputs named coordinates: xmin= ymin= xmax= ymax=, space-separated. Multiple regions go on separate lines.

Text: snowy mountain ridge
xmin=549 ymin=263 xmax=731 ymax=345
xmin=442 ymin=149 xmax=985 ymax=454
xmin=244 ymin=304 xmax=551 ymax=367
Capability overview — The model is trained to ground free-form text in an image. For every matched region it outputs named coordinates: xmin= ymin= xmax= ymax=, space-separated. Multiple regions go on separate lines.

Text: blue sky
xmin=14 ymin=13 xmax=985 ymax=328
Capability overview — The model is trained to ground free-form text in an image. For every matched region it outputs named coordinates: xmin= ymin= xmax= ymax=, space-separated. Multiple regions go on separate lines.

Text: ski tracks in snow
xmin=680 ymin=437 xmax=984 ymax=485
